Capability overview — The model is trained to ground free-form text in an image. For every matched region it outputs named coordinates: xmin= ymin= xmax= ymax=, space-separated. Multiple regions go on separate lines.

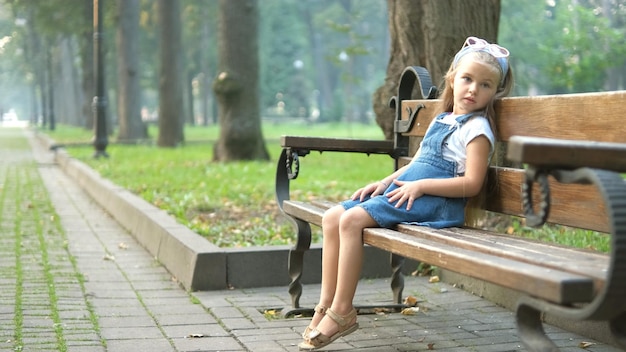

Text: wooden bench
xmin=275 ymin=66 xmax=626 ymax=351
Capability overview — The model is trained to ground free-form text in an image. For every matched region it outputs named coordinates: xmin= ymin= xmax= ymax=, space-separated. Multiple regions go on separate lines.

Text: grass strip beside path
xmin=0 ymin=128 xmax=104 ymax=351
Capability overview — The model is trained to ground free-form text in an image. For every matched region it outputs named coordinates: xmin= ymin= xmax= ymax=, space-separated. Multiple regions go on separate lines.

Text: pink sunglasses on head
xmin=463 ymin=36 xmax=510 ymax=58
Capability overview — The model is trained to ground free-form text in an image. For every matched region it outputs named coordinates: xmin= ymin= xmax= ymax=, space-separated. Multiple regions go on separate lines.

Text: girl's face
xmin=451 ymin=59 xmax=500 ymax=115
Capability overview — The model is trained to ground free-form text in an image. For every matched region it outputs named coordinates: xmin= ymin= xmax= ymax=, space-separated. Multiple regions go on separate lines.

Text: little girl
xmin=299 ymin=37 xmax=514 ymax=351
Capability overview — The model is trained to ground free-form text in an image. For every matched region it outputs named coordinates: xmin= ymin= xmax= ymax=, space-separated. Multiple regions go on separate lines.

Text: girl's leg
xmin=304 ymin=205 xmax=344 ymax=333
xmin=312 ymin=207 xmax=377 ymax=336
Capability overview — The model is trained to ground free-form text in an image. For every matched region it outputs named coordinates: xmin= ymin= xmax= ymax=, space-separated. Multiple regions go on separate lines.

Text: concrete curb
xmin=36 ymin=133 xmax=412 ymax=291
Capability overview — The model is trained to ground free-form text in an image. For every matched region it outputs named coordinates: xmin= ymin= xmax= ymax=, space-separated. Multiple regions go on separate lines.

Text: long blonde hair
xmin=436 ymin=51 xmax=514 ymax=137
xmin=436 ymin=51 xmax=514 ymax=227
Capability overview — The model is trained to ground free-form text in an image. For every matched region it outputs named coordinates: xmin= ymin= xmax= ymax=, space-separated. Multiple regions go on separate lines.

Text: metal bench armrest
xmin=280 ymin=136 xmax=395 ymax=156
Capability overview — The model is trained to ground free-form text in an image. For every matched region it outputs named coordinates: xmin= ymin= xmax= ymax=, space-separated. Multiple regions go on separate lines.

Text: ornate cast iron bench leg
xmin=516 ymin=303 xmax=558 ymax=352
xmin=390 ymin=253 xmax=405 ymax=304
xmin=276 ymin=148 xmax=315 ymax=317
xmin=284 ymin=217 xmax=313 ymax=317
xmin=611 ymin=312 xmax=626 ymax=347
xmin=517 ymin=167 xmax=626 ymax=351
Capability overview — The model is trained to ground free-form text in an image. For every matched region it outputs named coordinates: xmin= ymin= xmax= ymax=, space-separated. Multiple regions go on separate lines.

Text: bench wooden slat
xmin=363 ymin=227 xmax=594 ymax=304
xmin=485 ymin=167 xmax=609 ymax=233
xmin=396 ymin=225 xmax=607 ymax=290
xmin=280 ymin=136 xmax=394 ymax=155
xmin=282 ymin=200 xmax=326 ymax=227
xmin=507 ymin=136 xmax=626 ymax=172
xmin=402 ymin=90 xmax=626 ymax=143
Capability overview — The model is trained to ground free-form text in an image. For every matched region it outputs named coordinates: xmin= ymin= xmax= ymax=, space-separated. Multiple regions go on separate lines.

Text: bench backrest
xmin=399 ymin=91 xmax=626 ymax=233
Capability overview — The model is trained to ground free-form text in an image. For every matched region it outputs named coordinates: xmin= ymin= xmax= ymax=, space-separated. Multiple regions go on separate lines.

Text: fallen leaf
xmin=264 ymin=309 xmax=277 ymax=316
xmin=401 ymin=307 xmax=420 ymax=315
xmin=403 ymin=295 xmax=418 ymax=307
xmin=578 ymin=341 xmax=596 ymax=348
xmin=417 ymin=337 xmax=425 ymax=342
xmin=428 ymin=275 xmax=440 ymax=283
xmin=118 ymin=242 xmax=128 ymax=250
xmin=427 ymin=342 xmax=435 ymax=350
xmin=373 ymin=307 xmax=390 ymax=315
xmin=103 ymin=254 xmax=115 ymax=261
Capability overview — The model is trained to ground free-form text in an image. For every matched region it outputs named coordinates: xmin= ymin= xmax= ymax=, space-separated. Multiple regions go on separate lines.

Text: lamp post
xmin=93 ymin=0 xmax=108 ymax=158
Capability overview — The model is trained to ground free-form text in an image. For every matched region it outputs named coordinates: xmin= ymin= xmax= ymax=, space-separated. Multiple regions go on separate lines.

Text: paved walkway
xmin=0 ymin=126 xmax=621 ymax=352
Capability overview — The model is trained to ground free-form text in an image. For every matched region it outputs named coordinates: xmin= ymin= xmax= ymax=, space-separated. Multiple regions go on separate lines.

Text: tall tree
xmin=157 ymin=0 xmax=184 ymax=147
xmin=198 ymin=3 xmax=216 ymax=125
xmin=116 ymin=0 xmax=146 ymax=141
xmin=372 ymin=0 xmax=500 ymax=139
xmin=80 ymin=0 xmax=95 ymax=129
xmin=213 ymin=0 xmax=269 ymax=161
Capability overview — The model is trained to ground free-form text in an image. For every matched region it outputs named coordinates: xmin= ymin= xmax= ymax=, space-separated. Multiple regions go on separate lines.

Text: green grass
xmin=42 ymin=123 xmax=610 ymax=252
xmin=1 ymin=130 xmax=106 ymax=350
xmin=45 ymin=122 xmax=390 ymax=247
xmin=43 ymin=121 xmax=386 ymax=144
xmin=499 ymin=218 xmax=610 ymax=253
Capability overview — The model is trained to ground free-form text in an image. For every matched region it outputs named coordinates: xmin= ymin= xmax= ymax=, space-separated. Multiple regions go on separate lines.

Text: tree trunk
xmin=57 ymin=37 xmax=82 ymax=127
xmin=302 ymin=4 xmax=333 ymax=121
xmin=46 ymin=42 xmax=55 ymax=131
xmin=157 ymin=0 xmax=184 ymax=147
xmin=373 ymin=0 xmax=501 ymax=139
xmin=116 ymin=0 xmax=147 ymax=142
xmin=185 ymin=71 xmax=194 ymax=126
xmin=200 ymin=4 xmax=212 ymax=126
xmin=81 ymin=0 xmax=94 ymax=130
xmin=213 ymin=0 xmax=269 ymax=161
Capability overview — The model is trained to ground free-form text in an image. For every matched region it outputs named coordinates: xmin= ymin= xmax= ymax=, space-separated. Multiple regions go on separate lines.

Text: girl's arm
xmin=386 ymin=135 xmax=491 ymax=210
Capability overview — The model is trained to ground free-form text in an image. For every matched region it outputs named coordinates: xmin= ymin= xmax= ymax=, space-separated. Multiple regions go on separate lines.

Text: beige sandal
xmin=298 ymin=308 xmax=359 ymax=351
xmin=301 ymin=305 xmax=328 ymax=338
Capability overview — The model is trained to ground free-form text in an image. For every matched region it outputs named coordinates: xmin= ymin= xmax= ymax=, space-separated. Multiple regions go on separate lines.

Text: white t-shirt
xmin=436 ymin=114 xmax=495 ymax=174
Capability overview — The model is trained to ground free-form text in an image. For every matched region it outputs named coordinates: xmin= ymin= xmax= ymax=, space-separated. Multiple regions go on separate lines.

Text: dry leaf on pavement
xmin=403 ymin=295 xmax=418 ymax=307
xmin=578 ymin=341 xmax=596 ymax=348
xmin=401 ymin=307 xmax=420 ymax=315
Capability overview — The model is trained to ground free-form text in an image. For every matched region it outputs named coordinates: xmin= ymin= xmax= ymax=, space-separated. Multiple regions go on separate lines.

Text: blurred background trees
xmin=0 ymin=0 xmax=624 ymax=151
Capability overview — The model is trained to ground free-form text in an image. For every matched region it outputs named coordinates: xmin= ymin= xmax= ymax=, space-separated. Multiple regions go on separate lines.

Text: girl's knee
xmin=339 ymin=207 xmax=376 ymax=232
xmin=322 ymin=205 xmax=344 ymax=229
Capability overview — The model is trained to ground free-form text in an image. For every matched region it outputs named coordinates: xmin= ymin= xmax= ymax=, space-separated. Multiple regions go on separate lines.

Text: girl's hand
xmin=386 ymin=179 xmax=424 ymax=210
xmin=351 ymin=181 xmax=388 ymax=202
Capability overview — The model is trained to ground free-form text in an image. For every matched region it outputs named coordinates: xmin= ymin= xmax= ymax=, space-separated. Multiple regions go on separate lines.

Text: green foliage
xmin=257 ymin=0 xmax=387 ymax=122
xmin=259 ymin=0 xmax=310 ymax=117
xmin=500 ymin=0 xmax=626 ymax=94
xmin=2 ymin=0 xmax=626 ymax=127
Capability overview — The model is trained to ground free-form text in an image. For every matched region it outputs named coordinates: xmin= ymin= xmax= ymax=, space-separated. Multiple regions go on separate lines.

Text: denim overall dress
xmin=342 ymin=112 xmax=477 ymax=229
